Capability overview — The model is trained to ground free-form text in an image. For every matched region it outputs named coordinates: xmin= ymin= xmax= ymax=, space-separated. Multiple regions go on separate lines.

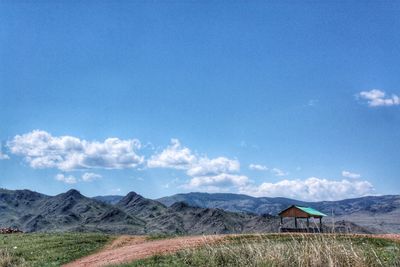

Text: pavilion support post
xmin=295 ymin=217 xmax=297 ymax=228
xmin=319 ymin=217 xmax=322 ymax=232
xmin=306 ymin=217 xmax=309 ymax=231
xmin=280 ymin=216 xmax=283 ymax=224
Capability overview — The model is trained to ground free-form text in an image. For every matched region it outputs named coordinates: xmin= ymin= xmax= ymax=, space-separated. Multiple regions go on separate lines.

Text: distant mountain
xmin=0 ymin=189 xmax=144 ymax=234
xmin=116 ymin=193 xmax=280 ymax=234
xmin=93 ymin=195 xmax=124 ymax=205
xmin=157 ymin=192 xmax=303 ymax=215
xmin=0 ymin=188 xmax=285 ymax=234
xmin=157 ymin=192 xmax=400 ymax=233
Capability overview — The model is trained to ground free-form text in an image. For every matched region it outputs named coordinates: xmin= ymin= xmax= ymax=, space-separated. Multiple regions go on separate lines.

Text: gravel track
xmin=63 ymin=235 xmax=224 ymax=267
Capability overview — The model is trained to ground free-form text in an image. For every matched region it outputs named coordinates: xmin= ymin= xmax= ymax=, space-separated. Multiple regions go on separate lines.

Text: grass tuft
xmin=0 ymin=249 xmax=27 ymax=267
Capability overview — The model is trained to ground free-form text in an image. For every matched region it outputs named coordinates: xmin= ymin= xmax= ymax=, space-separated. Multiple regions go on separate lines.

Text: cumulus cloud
xmin=81 ymin=172 xmax=102 ymax=182
xmin=184 ymin=173 xmax=249 ymax=189
xmin=147 ymin=139 xmax=196 ymax=169
xmin=55 ymin=172 xmax=101 ymax=183
xmin=148 ymin=139 xmax=245 ymax=191
xmin=271 ymin=168 xmax=288 ymax=177
xmin=7 ymin=130 xmax=144 ymax=171
xmin=184 ymin=157 xmax=243 ymax=192
xmin=249 ymin=164 xmax=268 ymax=171
xmin=15 ymin=133 xmax=375 ymax=201
xmin=240 ymin=177 xmax=374 ymax=201
xmin=147 ymin=139 xmax=240 ymax=176
xmin=187 ymin=157 xmax=240 ymax=176
xmin=342 ymin=170 xmax=361 ymax=179
xmin=55 ymin=174 xmax=77 ymax=184
xmin=249 ymin=165 xmax=287 ymax=176
xmin=358 ymin=89 xmax=400 ymax=107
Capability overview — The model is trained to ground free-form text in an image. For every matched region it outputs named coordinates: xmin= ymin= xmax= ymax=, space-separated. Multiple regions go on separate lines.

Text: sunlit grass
xmin=0 ymin=233 xmax=113 ymax=267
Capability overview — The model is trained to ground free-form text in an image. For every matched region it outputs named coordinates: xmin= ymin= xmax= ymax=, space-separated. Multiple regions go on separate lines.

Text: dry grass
xmin=198 ymin=234 xmax=396 ymax=266
xmin=0 ymin=249 xmax=27 ymax=267
xmin=122 ymin=234 xmax=400 ymax=267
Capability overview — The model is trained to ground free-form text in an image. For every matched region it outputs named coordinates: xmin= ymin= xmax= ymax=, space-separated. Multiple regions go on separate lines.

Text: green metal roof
xmin=295 ymin=206 xmax=327 ymax=217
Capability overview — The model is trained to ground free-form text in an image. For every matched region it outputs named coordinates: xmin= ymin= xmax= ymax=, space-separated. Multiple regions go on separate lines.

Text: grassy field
xmin=1 ymin=233 xmax=399 ymax=267
xmin=120 ymin=234 xmax=400 ymax=267
xmin=0 ymin=233 xmax=113 ymax=267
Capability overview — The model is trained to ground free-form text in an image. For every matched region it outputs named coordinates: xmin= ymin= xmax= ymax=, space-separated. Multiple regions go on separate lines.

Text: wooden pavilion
xmin=278 ymin=205 xmax=327 ymax=233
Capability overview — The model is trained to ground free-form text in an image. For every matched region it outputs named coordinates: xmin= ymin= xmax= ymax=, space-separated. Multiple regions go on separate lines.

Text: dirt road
xmin=63 ymin=235 xmax=224 ymax=267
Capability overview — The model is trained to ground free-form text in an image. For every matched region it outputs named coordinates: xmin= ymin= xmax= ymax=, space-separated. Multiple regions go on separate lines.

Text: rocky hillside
xmin=116 ymin=193 xmax=279 ymax=234
xmin=93 ymin=195 xmax=124 ymax=205
xmin=0 ymin=189 xmax=144 ymax=234
xmin=0 ymin=188 xmax=281 ymax=234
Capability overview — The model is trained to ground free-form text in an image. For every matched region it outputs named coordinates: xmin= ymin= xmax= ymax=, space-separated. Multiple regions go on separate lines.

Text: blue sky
xmin=1 ymin=1 xmax=399 ymax=200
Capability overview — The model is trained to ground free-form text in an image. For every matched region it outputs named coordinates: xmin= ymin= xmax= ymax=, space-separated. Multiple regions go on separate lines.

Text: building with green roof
xmin=278 ymin=205 xmax=327 ymax=232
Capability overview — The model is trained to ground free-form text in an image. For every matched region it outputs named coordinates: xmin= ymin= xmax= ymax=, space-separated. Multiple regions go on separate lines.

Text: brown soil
xmin=62 ymin=235 xmax=225 ymax=267
xmin=103 ymin=235 xmax=147 ymax=250
xmin=373 ymin=234 xmax=400 ymax=242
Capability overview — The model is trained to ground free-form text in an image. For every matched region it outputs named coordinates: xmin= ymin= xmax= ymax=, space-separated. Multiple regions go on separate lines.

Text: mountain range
xmin=0 ymin=189 xmax=280 ymax=234
xmin=1 ymin=188 xmax=399 ymax=234
xmin=157 ymin=192 xmax=400 ymax=233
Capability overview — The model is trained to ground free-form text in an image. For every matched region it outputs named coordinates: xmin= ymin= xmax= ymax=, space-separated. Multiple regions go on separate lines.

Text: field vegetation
xmin=0 ymin=233 xmax=113 ymax=267
xmin=1 ymin=233 xmax=399 ymax=267
xmin=121 ymin=234 xmax=400 ymax=267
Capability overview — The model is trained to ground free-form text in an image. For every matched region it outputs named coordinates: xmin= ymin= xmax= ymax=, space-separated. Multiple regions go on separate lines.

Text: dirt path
xmin=372 ymin=234 xmax=400 ymax=242
xmin=63 ymin=235 xmax=224 ymax=267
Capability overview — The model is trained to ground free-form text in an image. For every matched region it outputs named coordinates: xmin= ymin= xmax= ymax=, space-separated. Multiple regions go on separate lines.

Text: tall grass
xmin=192 ymin=234 xmax=399 ymax=267
xmin=0 ymin=249 xmax=26 ymax=267
xmin=125 ymin=234 xmax=400 ymax=267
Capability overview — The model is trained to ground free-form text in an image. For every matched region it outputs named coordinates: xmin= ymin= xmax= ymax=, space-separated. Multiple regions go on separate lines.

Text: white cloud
xmin=149 ymin=139 xmax=245 ymax=192
xmin=358 ymin=89 xmax=400 ymax=107
xmin=185 ymin=173 xmax=249 ymax=190
xmin=148 ymin=139 xmax=240 ymax=177
xmin=55 ymin=172 xmax=101 ymax=184
xmin=342 ymin=170 xmax=361 ymax=179
xmin=81 ymin=172 xmax=102 ymax=182
xmin=147 ymin=139 xmax=196 ymax=169
xmin=55 ymin=174 xmax=77 ymax=184
xmin=187 ymin=157 xmax=240 ymax=176
xmin=249 ymin=164 xmax=288 ymax=176
xmin=0 ymin=151 xmax=9 ymax=160
xmin=240 ymin=177 xmax=374 ymax=201
xmin=7 ymin=130 xmax=144 ymax=171
xmin=249 ymin=164 xmax=268 ymax=171
xmin=271 ymin=168 xmax=288 ymax=177
xmin=12 ymin=133 xmax=375 ymax=201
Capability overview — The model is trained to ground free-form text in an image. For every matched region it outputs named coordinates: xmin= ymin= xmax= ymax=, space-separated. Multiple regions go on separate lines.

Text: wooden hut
xmin=278 ymin=205 xmax=327 ymax=232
